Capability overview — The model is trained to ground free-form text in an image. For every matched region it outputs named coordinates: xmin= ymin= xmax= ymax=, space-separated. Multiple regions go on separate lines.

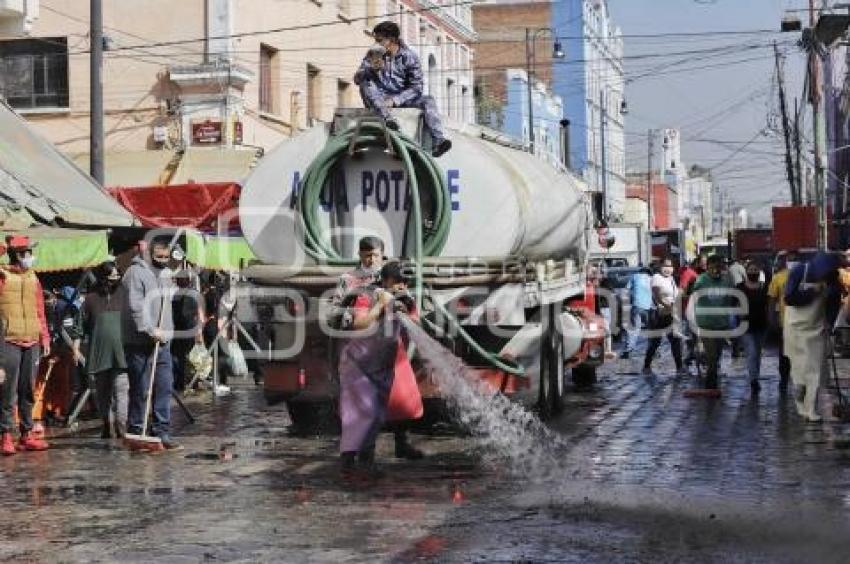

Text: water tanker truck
xmin=236 ymin=108 xmax=606 ymax=422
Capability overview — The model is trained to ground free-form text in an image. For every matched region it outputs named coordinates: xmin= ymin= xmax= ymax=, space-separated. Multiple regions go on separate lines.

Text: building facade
xmin=0 ymin=0 xmax=473 ymax=184
xmin=0 ymin=0 xmax=38 ymax=36
xmin=625 ymin=173 xmax=677 ymax=230
xmin=501 ymin=68 xmax=564 ymax=165
xmin=554 ymin=0 xmax=626 ymax=219
xmin=679 ymin=165 xmax=714 ymax=244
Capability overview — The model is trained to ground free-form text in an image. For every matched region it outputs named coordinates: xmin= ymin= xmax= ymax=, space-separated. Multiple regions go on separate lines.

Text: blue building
xmin=552 ymin=0 xmax=626 ymax=219
xmin=502 ymin=69 xmax=564 ymax=166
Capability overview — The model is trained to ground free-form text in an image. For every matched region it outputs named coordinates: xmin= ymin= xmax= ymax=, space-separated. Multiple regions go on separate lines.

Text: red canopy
xmin=108 ymin=182 xmax=241 ymax=231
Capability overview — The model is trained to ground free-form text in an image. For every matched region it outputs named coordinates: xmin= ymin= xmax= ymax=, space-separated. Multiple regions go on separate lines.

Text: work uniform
xmin=0 ymin=266 xmax=50 ymax=436
xmin=353 ymin=41 xmax=445 ymax=144
xmin=337 ymin=286 xmax=418 ymax=457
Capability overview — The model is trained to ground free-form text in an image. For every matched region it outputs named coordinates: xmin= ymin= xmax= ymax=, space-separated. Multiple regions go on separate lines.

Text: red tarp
xmin=108 ymin=182 xmax=240 ymax=231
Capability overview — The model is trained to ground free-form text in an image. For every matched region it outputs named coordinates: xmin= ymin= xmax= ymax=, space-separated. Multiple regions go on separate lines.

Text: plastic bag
xmin=226 ymin=340 xmax=249 ymax=378
xmin=188 ymin=343 xmax=213 ymax=380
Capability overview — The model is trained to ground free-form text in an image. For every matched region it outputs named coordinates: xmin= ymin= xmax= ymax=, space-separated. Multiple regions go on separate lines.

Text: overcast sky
xmin=605 ymin=0 xmax=808 ymax=224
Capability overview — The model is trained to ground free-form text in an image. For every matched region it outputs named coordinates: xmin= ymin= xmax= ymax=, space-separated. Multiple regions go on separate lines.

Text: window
xmin=307 ymin=65 xmax=321 ymax=124
xmin=0 ymin=37 xmax=69 ymax=110
xmin=445 ymin=78 xmax=455 ymax=119
xmin=259 ymin=44 xmax=278 ymax=113
xmin=337 ymin=79 xmax=351 ymax=108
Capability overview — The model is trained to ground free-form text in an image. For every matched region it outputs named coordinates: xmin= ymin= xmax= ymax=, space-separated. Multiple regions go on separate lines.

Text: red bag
xmin=387 ymin=343 xmax=424 ymax=421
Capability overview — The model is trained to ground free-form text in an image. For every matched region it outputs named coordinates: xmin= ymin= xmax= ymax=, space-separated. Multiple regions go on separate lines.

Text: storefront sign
xmin=192 ymin=120 xmax=222 ymax=145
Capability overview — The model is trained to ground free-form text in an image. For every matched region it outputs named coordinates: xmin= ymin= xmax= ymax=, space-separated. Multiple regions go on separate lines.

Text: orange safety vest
xmin=0 ymin=267 xmax=41 ymax=342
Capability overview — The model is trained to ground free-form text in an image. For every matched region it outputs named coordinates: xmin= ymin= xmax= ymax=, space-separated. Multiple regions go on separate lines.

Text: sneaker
xmin=432 ymin=138 xmax=452 ymax=158
xmin=17 ymin=432 xmax=49 ymax=452
xmin=395 ymin=441 xmax=425 ymax=460
xmin=1 ymin=432 xmax=16 ymax=456
xmin=385 ymin=118 xmax=400 ymax=131
xmin=214 ymin=384 xmax=231 ymax=396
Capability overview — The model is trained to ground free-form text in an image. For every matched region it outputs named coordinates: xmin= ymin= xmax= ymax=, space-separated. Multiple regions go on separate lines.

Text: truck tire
xmin=538 ymin=304 xmax=565 ymax=417
xmin=285 ymin=400 xmax=340 ymax=435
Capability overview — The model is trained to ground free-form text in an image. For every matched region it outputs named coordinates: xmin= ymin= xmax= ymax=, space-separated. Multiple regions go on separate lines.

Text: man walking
xmin=622 ymin=265 xmax=652 ymax=359
xmin=354 ymin=21 xmax=452 ymax=158
xmin=643 ymin=258 xmax=685 ymax=376
xmin=767 ymin=251 xmax=792 ymax=387
xmin=690 ymin=254 xmax=736 ymax=391
xmin=122 ymin=239 xmax=180 ymax=450
xmin=0 ymin=236 xmax=50 ymax=454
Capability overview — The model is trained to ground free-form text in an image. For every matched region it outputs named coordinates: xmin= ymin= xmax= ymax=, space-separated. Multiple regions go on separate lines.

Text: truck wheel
xmin=572 ymin=364 xmax=597 ymax=392
xmin=538 ymin=304 xmax=564 ymax=417
xmin=286 ymin=401 xmax=340 ymax=435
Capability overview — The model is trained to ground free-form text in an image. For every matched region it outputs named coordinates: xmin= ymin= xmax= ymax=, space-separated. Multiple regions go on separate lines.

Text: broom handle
xmin=141 ymin=291 xmax=167 ymax=438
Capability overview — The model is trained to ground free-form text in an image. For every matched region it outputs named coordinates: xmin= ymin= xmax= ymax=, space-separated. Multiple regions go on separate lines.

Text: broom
xmin=125 ymin=297 xmax=166 ymax=452
xmin=32 ymin=357 xmax=58 ymax=437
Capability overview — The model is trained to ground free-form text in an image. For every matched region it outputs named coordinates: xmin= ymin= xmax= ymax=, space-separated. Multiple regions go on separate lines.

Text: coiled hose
xmin=296 ymin=121 xmax=523 ymax=376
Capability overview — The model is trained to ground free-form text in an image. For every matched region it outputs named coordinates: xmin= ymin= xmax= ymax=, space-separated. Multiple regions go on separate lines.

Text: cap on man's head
xmin=5 ymin=234 xmax=37 ymax=251
xmin=359 ymin=236 xmax=385 ymax=252
xmin=372 ymin=21 xmax=401 ymax=40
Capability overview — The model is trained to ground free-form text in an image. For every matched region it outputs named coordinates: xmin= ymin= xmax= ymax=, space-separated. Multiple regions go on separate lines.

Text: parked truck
xmin=588 ymin=222 xmax=648 ymax=267
xmin=235 ymin=109 xmax=608 ymax=423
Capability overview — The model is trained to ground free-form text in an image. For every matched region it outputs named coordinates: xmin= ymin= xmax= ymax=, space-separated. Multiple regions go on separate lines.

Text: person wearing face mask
xmin=643 ymin=258 xmax=685 ymax=377
xmin=690 ymin=254 xmax=736 ymax=391
xmin=121 ymin=239 xmax=180 ymax=450
xmin=737 ymin=260 xmax=769 ymax=395
xmin=0 ymin=235 xmax=51 ymax=455
xmin=333 ymin=236 xmax=425 ymax=461
xmin=767 ymin=251 xmax=793 ymax=388
xmin=353 ymin=21 xmax=452 ymax=158
xmin=783 ymin=252 xmax=843 ymax=422
xmin=77 ymin=261 xmax=129 ymax=438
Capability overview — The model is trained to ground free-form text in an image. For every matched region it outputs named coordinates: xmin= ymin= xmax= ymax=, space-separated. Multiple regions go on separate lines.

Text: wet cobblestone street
xmin=2 ymin=343 xmax=850 ymax=563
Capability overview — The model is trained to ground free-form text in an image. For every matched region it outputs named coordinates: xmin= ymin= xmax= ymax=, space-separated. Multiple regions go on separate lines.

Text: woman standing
xmin=76 ymin=261 xmax=129 ymax=438
xmin=737 ymin=260 xmax=769 ymax=395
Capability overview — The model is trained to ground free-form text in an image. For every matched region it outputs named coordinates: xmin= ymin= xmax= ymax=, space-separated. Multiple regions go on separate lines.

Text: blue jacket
xmin=354 ymin=41 xmax=424 ymax=106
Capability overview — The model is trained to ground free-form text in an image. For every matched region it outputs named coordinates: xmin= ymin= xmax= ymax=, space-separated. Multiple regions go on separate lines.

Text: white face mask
xmin=19 ymin=256 xmax=35 ymax=270
xmin=661 ymin=266 xmax=674 ymax=277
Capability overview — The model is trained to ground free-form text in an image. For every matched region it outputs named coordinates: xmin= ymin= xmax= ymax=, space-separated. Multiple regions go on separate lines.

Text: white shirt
xmin=651 ymin=273 xmax=678 ymax=307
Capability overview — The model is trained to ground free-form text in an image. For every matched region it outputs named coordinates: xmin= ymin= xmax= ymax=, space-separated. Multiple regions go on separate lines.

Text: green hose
xmin=297 ymin=121 xmax=523 ymax=377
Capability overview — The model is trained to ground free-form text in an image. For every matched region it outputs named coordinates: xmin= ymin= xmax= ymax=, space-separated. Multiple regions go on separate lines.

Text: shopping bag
xmin=226 ymin=341 xmax=250 ymax=378
xmin=387 ymin=343 xmax=423 ymax=421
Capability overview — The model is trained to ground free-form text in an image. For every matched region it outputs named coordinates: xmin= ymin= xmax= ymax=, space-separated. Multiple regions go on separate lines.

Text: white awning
xmin=0 ymin=100 xmax=136 ymax=227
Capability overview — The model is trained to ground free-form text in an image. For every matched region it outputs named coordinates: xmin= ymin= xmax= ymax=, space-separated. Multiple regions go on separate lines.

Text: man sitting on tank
xmin=354 ymin=21 xmax=452 ymax=158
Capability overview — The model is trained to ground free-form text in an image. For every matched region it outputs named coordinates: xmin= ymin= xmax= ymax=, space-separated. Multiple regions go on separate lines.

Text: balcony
xmin=0 ymin=0 xmax=38 ymax=36
xmin=169 ymin=63 xmax=253 ymax=90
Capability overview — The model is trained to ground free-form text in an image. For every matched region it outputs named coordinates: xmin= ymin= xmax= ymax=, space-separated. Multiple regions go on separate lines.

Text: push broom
xmin=125 ymin=297 xmax=165 ymax=452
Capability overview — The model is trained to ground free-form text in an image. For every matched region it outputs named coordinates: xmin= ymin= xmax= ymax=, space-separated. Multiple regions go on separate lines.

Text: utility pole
xmin=809 ymin=0 xmax=828 ymax=249
xmin=525 ymin=28 xmax=535 ymax=156
xmin=600 ymin=90 xmax=608 ymax=221
xmin=646 ymin=129 xmax=654 ymax=231
xmin=90 ymin=0 xmax=105 ymax=185
xmin=794 ymin=97 xmax=803 ymax=204
xmin=774 ymin=42 xmax=798 ymax=205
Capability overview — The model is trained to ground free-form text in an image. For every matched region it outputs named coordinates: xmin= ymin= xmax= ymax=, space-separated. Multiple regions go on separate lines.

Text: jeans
xmin=625 ymin=307 xmax=650 ymax=354
xmin=94 ymin=369 xmax=128 ymax=428
xmin=742 ymin=331 xmax=765 ymax=383
xmin=644 ymin=312 xmax=683 ymax=370
xmin=126 ymin=344 xmax=173 ymax=440
xmin=0 ymin=342 xmax=41 ymax=433
xmin=701 ymin=337 xmax=724 ymax=388
xmin=358 ymin=81 xmax=445 ymax=141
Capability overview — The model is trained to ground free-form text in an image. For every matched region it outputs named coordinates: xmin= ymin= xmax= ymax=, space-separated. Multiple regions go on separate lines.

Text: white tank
xmin=239 ymin=111 xmax=590 ymax=265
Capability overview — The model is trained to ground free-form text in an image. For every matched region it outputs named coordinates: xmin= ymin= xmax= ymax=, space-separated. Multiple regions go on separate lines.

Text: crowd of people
xmin=0 ymin=235 xmax=245 ymax=455
xmin=610 ymin=249 xmax=850 ymax=421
